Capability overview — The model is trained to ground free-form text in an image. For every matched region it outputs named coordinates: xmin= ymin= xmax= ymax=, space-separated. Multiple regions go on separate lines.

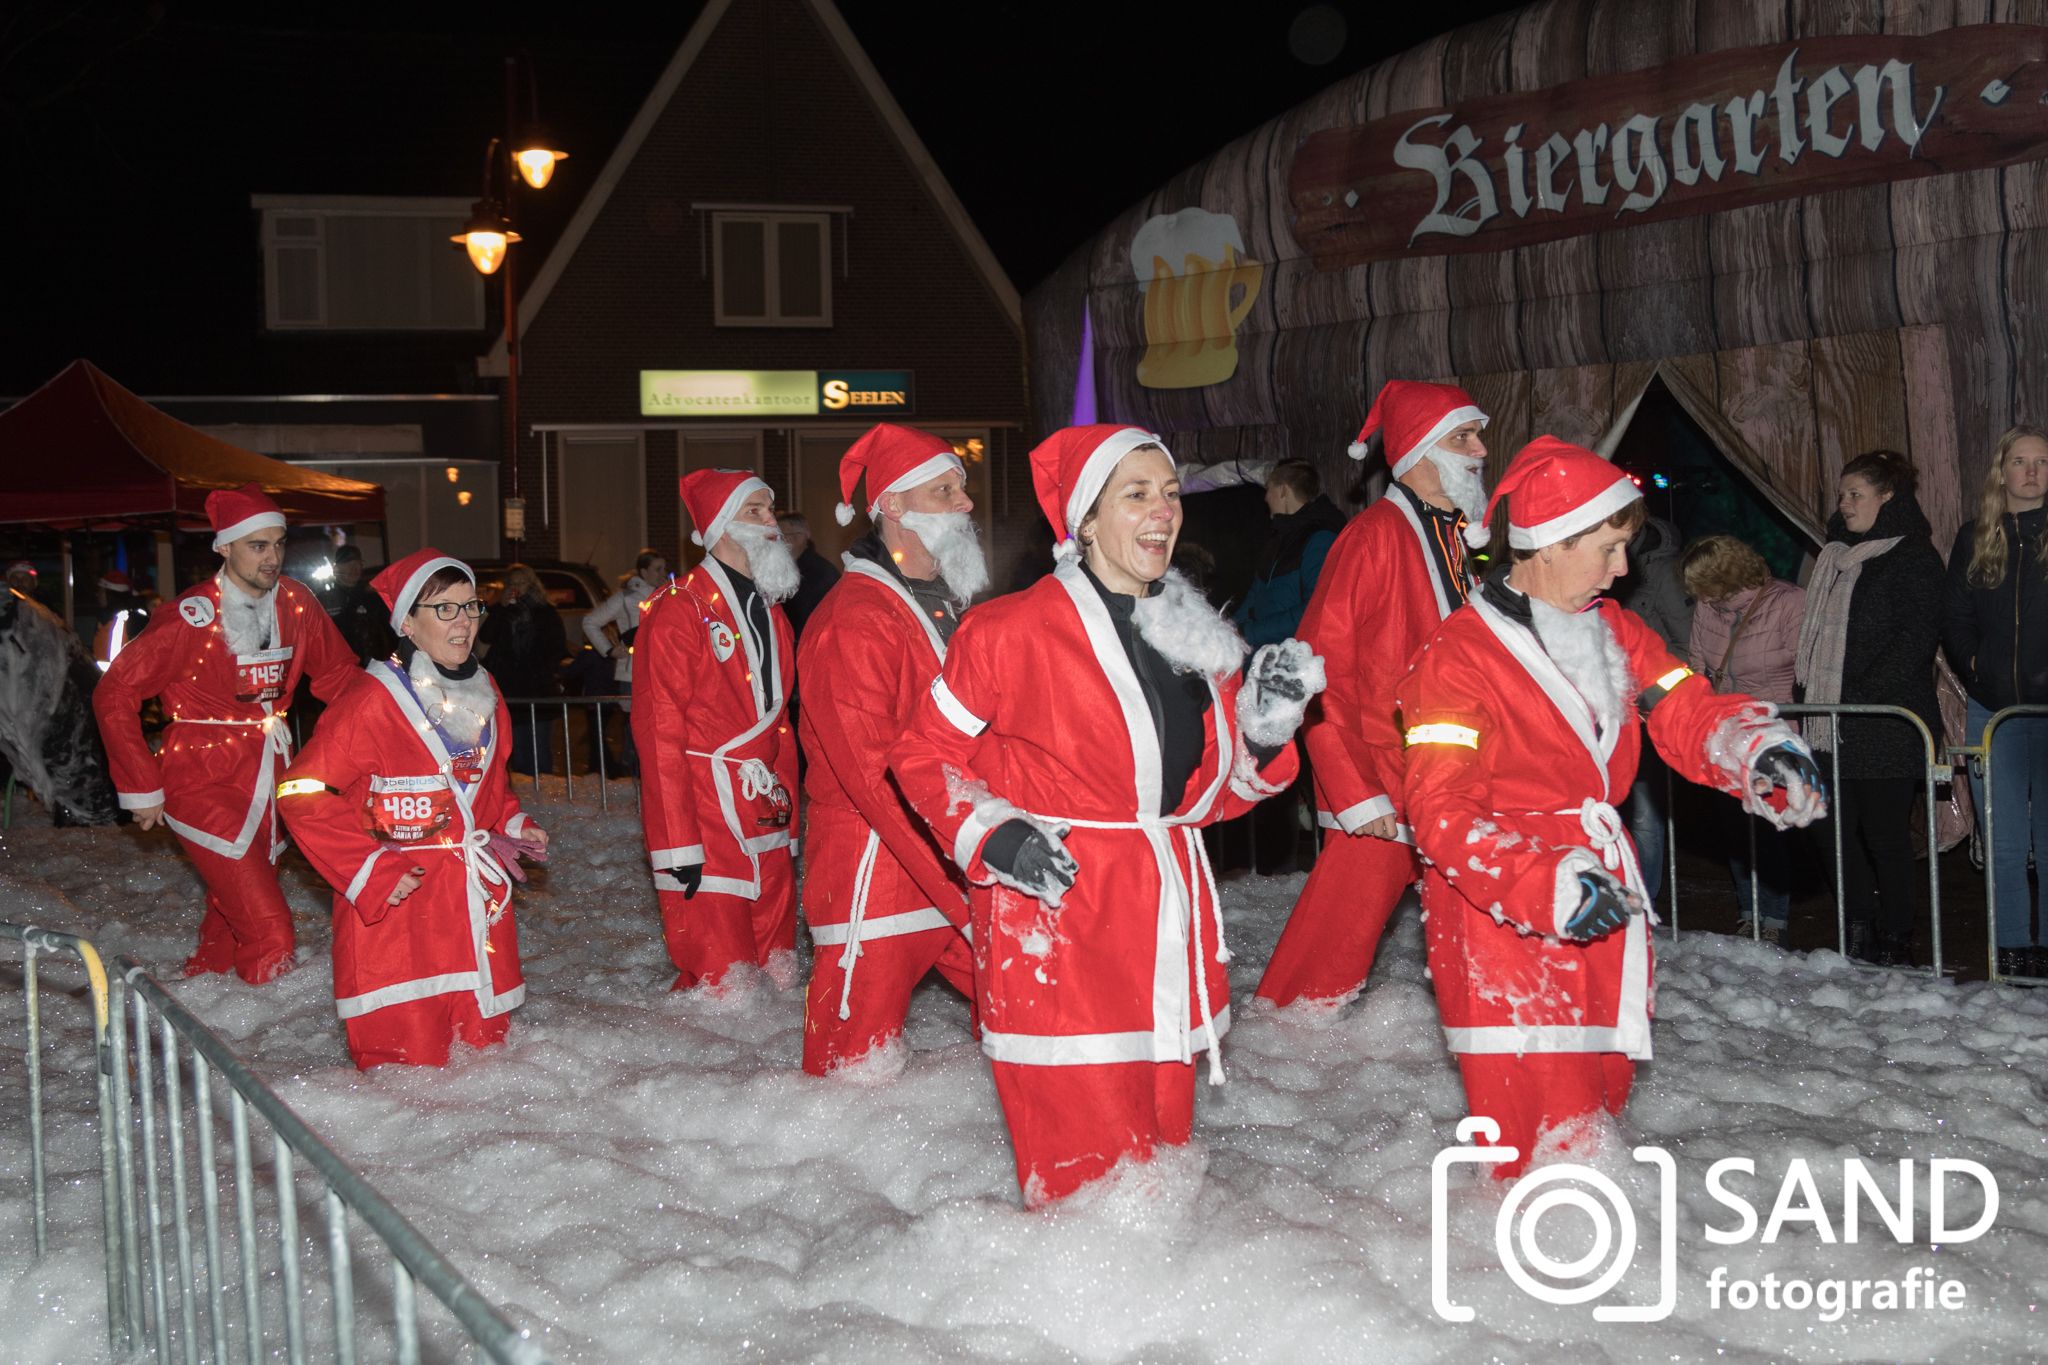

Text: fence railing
xmin=4 ymin=922 xmax=551 ymax=1363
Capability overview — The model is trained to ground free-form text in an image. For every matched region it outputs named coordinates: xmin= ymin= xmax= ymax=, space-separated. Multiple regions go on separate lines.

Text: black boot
xmin=1874 ymin=934 xmax=1913 ymax=968
xmin=1846 ymin=924 xmax=1875 ymax=962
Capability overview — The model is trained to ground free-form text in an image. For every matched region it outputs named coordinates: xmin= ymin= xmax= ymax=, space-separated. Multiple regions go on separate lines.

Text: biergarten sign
xmin=1290 ymin=26 xmax=2048 ymax=268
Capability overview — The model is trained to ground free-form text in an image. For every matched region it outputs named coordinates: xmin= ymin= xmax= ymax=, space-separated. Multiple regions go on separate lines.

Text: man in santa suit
xmin=94 ymin=484 xmax=359 ymax=981
xmin=890 ymin=423 xmax=1323 ymax=1205
xmin=1257 ymin=380 xmax=1493 ymax=1008
xmin=633 ymin=470 xmax=800 ymax=990
xmin=798 ymin=423 xmax=980 ymax=1074
xmin=1400 ymin=438 xmax=1826 ymax=1174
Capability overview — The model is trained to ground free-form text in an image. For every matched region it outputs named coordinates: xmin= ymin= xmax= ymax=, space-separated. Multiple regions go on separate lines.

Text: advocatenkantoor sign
xmin=1289 ymin=26 xmax=2048 ymax=268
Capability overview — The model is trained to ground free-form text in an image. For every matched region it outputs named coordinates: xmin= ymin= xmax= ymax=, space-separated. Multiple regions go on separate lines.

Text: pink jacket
xmin=1688 ymin=579 xmax=1805 ymax=703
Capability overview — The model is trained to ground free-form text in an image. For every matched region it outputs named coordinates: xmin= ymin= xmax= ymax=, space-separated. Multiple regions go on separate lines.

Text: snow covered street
xmin=3 ymin=791 xmax=2045 ymax=1362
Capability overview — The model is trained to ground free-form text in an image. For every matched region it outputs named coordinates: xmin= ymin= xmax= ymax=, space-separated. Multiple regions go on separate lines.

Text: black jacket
xmin=477 ymin=596 xmax=567 ymax=700
xmin=1942 ymin=506 xmax=2048 ymax=710
xmin=1816 ymin=493 xmax=1945 ymax=780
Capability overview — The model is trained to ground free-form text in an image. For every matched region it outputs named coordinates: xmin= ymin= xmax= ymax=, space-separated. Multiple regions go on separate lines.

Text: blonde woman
xmin=1683 ymin=535 xmax=1806 ymax=941
xmin=1942 ymin=425 xmax=2048 ymax=976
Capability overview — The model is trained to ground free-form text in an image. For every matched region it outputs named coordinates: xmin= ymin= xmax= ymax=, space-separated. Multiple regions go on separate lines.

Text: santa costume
xmin=633 ymin=470 xmax=799 ymax=989
xmin=278 ymin=550 xmax=540 ymax=1068
xmin=890 ymin=424 xmax=1311 ymax=1205
xmin=798 ymin=424 xmax=975 ymax=1073
xmin=1258 ymin=381 xmax=1488 ymax=1007
xmin=1398 ymin=438 xmax=1820 ymax=1173
xmin=94 ymin=484 xmax=358 ymax=982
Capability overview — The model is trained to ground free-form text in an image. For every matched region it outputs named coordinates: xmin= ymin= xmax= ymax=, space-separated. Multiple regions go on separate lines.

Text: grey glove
xmin=981 ymin=818 xmax=1080 ymax=907
xmin=1237 ymin=639 xmax=1328 ymax=747
xmin=1562 ymin=868 xmax=1634 ymax=940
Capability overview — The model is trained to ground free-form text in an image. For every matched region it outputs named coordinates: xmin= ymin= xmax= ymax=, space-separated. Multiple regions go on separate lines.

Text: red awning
xmin=0 ymin=360 xmax=385 ymax=528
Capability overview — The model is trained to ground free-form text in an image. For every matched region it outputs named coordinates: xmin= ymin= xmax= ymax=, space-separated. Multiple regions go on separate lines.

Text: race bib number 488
xmin=366 ymin=774 xmax=454 ymax=842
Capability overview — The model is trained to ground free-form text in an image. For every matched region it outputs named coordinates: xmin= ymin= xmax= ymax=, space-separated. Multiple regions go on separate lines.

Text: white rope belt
xmin=685 ymin=749 xmax=779 ymax=800
xmin=836 ymin=829 xmax=882 ymax=1020
xmin=407 ymin=829 xmax=514 ymax=926
xmin=1036 ymin=813 xmax=1231 ymax=1085
xmin=1547 ymin=798 xmax=1647 ymax=902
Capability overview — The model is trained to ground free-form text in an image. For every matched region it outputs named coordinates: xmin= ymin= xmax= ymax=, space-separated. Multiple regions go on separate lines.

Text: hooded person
xmin=278 ymin=549 xmax=547 ymax=1068
xmin=1256 ymin=381 xmax=1493 ymax=1008
xmin=632 ymin=470 xmax=801 ymax=991
xmin=888 ymin=423 xmax=1324 ymax=1206
xmin=92 ymin=568 xmax=150 ymax=669
xmin=797 ymin=424 xmax=981 ymax=1075
xmin=1398 ymin=437 xmax=1825 ymax=1176
xmin=93 ymin=484 xmax=359 ymax=982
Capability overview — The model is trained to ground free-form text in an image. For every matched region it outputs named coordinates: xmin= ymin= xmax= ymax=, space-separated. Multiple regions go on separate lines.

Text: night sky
xmin=0 ymin=0 xmax=1521 ymax=393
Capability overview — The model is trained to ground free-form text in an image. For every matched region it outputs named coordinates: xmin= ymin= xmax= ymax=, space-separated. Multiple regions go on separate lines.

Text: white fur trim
xmin=931 ymin=676 xmax=987 ymax=736
xmin=1347 ymin=440 xmax=1369 ymax=460
xmin=1064 ymin=428 xmax=1168 ymax=537
xmin=1131 ymin=569 xmax=1248 ymax=679
xmin=1390 ymin=405 xmax=1487 ymax=479
xmin=1528 ymin=599 xmax=1633 ymax=744
xmin=834 ymin=501 xmax=856 ymax=527
xmin=1230 ymin=739 xmax=1288 ymax=801
xmin=699 ymin=476 xmax=770 ymax=552
xmin=211 ymin=511 xmax=286 ymax=551
xmin=1334 ymin=795 xmax=1394 ymax=834
xmin=1509 ymin=474 xmax=1641 ymax=549
xmin=387 ymin=556 xmax=473 ymax=631
xmin=117 ymin=789 xmax=165 ymax=810
xmin=874 ymin=452 xmax=963 ymax=511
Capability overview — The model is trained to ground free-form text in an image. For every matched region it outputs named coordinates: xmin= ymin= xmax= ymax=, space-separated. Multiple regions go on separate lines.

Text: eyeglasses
xmin=413 ymin=599 xmax=486 ymax=621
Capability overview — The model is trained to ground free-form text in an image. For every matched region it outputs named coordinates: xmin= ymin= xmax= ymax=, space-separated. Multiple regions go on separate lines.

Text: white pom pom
xmin=1347 ymin=441 xmax=1369 ymax=460
xmin=1464 ymin=522 xmax=1491 ymax=548
xmin=690 ymin=531 xmax=704 ymax=547
xmin=834 ymin=501 xmax=855 ymax=527
xmin=1052 ymin=538 xmax=1081 ymax=563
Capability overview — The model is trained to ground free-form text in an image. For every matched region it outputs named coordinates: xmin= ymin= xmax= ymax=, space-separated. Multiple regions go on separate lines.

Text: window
xmin=256 ymin=196 xmax=485 ymax=332
xmin=713 ymin=212 xmax=831 ymax=327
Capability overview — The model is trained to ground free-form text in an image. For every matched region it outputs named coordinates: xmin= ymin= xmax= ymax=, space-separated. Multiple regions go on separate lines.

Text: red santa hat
xmin=1028 ymin=424 xmax=1170 ymax=552
xmin=1483 ymin=436 xmax=1642 ymax=550
xmin=1348 ymin=381 xmax=1488 ymax=477
xmin=206 ymin=483 xmax=287 ymax=552
xmin=832 ymin=423 xmax=962 ymax=527
xmin=6 ymin=561 xmax=36 ymax=579
xmin=97 ymin=569 xmax=132 ymax=593
xmin=681 ymin=469 xmax=771 ymax=549
xmin=372 ymin=547 xmax=475 ymax=632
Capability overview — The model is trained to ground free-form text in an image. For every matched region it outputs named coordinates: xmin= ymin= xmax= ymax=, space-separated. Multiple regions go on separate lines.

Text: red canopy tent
xmin=0 ymin=359 xmax=385 ymax=528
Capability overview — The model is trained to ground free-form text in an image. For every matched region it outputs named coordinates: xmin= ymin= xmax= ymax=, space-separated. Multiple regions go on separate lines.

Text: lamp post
xmin=451 ymin=55 xmax=566 ymax=551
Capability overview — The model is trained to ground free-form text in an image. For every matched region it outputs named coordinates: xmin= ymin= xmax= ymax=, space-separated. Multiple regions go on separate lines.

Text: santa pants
xmin=1455 ymin=1052 xmax=1635 ymax=1178
xmin=990 ymin=1059 xmax=1197 ymax=1206
xmin=802 ymin=925 xmax=974 ymax=1075
xmin=659 ymin=853 xmax=797 ymax=990
xmin=344 ymin=994 xmax=510 ymax=1070
xmin=1255 ymin=830 xmax=1416 ymax=1007
xmin=174 ymin=834 xmax=297 ymax=984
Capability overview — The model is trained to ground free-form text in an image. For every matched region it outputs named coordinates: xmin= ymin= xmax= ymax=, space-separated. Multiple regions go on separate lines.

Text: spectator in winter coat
xmin=777 ymin=512 xmax=841 ymax=638
xmin=478 ymin=563 xmax=568 ymax=776
xmin=1942 ymin=424 xmax=2048 ymax=978
xmin=1232 ymin=461 xmax=1345 ymax=648
xmin=583 ymin=550 xmax=665 ymax=776
xmin=1796 ymin=450 xmax=1945 ymax=966
xmin=1609 ymin=515 xmax=1694 ymax=908
xmin=319 ymin=545 xmax=396 ymax=665
xmin=1684 ymin=535 xmax=1807 ymax=941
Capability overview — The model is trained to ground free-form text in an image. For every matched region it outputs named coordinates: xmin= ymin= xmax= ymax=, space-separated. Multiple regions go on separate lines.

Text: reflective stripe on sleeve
xmin=1404 ymin=722 xmax=1479 ymax=749
xmin=931 ymin=676 xmax=987 ymax=736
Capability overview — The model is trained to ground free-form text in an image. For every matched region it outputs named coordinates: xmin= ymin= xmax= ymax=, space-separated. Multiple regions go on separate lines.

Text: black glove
xmin=658 ymin=863 xmax=704 ymax=900
xmin=1562 ymin=869 xmax=1633 ymax=940
xmin=981 ymin=818 xmax=1079 ymax=903
xmin=1754 ymin=742 xmax=1823 ymax=797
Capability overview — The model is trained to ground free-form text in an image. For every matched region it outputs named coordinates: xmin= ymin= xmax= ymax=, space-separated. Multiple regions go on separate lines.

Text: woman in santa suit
xmin=1399 ymin=439 xmax=1826 ymax=1174
xmin=279 ymin=549 xmax=547 ymax=1069
xmin=890 ymin=424 xmax=1324 ymax=1206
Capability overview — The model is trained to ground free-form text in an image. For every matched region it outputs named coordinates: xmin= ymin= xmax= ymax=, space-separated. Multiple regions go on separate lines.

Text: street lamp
xmin=449 ymin=55 xmax=564 ymax=549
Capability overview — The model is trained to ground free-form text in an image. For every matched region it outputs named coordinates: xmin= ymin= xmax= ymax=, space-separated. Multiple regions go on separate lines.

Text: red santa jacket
xmin=1399 ymin=588 xmax=1756 ymax=1060
xmin=890 ymin=562 xmax=1297 ymax=1070
xmin=278 ymin=661 xmax=530 ymax=1022
xmin=1296 ymin=489 xmax=1465 ymax=840
xmin=631 ymin=559 xmax=798 ymax=897
xmin=93 ymin=574 xmax=357 ymax=860
xmin=797 ymin=557 xmax=967 ymax=945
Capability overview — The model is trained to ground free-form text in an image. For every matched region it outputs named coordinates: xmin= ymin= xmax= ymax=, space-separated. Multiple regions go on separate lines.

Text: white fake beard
xmin=219 ymin=578 xmax=275 ymax=656
xmin=898 ymin=510 xmax=990 ymax=603
xmin=1131 ymin=568 xmax=1249 ymax=679
xmin=724 ymin=522 xmax=801 ymax=604
xmin=407 ymin=647 xmax=497 ymax=748
xmin=1528 ymin=597 xmax=1634 ymax=738
xmin=1424 ymin=448 xmax=1492 ymax=547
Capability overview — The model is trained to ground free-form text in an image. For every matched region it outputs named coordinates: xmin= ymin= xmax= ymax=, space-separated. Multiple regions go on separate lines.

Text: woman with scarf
xmin=280 ymin=549 xmax=547 ymax=1069
xmin=890 ymin=424 xmax=1323 ymax=1206
xmin=1796 ymin=449 xmax=1945 ymax=966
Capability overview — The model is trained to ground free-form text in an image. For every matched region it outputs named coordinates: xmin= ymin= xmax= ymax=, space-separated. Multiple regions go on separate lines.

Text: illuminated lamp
xmin=451 ymin=200 xmax=520 ymax=275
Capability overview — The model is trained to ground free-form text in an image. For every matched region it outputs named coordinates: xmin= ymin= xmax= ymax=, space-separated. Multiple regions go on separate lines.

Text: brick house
xmin=488 ymin=0 xmax=1029 ymax=589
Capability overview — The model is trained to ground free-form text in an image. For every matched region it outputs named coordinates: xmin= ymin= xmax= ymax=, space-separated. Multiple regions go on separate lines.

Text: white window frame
xmin=712 ymin=211 xmax=833 ymax=328
xmin=253 ymin=194 xmax=483 ymax=333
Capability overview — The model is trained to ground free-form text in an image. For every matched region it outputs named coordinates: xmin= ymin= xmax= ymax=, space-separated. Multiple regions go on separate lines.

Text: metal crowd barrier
xmin=1953 ymin=703 xmax=2048 ymax=986
xmin=1657 ymin=703 xmax=1949 ymax=977
xmin=4 ymin=923 xmax=550 ymax=1363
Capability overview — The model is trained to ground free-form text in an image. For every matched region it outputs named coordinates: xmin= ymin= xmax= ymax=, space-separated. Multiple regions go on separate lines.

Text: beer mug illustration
xmin=1132 ymin=208 xmax=1264 ymax=390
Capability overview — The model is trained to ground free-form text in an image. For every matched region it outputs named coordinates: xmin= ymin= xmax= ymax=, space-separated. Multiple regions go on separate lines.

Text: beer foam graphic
xmin=1131 ymin=208 xmax=1248 ymax=289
